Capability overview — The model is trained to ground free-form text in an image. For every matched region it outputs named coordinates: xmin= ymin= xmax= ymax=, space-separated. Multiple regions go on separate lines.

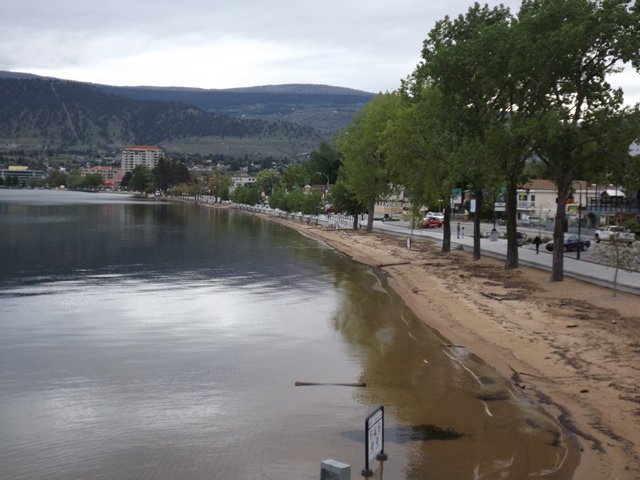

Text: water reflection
xmin=0 ymin=190 xmax=579 ymax=479
xmin=329 ymin=266 xmax=580 ymax=479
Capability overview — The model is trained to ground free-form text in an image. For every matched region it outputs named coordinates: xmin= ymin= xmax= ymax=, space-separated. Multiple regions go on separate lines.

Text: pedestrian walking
xmin=457 ymin=222 xmax=460 ymax=239
xmin=533 ymin=235 xmax=542 ymax=254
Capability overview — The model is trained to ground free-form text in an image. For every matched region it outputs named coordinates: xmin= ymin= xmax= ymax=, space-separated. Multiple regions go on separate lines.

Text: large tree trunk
xmin=352 ymin=214 xmax=359 ymax=230
xmin=551 ymin=178 xmax=570 ymax=282
xmin=365 ymin=201 xmax=375 ymax=232
xmin=473 ymin=190 xmax=482 ymax=260
xmin=504 ymin=179 xmax=519 ymax=269
xmin=442 ymin=203 xmax=452 ymax=253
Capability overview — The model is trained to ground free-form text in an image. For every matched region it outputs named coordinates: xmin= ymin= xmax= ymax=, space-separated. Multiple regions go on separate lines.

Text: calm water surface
xmin=0 ymin=190 xmax=579 ymax=479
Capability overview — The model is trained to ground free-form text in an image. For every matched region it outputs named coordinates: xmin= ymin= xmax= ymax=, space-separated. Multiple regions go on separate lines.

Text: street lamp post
xmin=315 ymin=171 xmax=330 ymax=194
xmin=571 ymin=181 xmax=583 ymax=260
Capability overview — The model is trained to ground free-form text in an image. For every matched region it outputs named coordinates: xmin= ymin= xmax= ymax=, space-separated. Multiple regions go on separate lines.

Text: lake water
xmin=0 ymin=189 xmax=579 ymax=479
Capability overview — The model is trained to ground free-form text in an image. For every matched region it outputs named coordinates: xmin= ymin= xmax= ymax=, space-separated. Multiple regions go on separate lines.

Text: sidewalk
xmin=371 ymin=219 xmax=640 ymax=295
xmin=238 ymin=206 xmax=640 ymax=295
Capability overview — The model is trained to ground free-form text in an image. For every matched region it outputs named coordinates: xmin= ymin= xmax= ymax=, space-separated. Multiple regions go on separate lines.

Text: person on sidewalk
xmin=461 ymin=226 xmax=465 ymax=238
xmin=457 ymin=222 xmax=461 ymax=239
xmin=533 ymin=235 xmax=542 ymax=254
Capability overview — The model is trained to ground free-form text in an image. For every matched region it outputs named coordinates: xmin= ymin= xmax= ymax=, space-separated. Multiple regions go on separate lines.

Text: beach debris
xmin=509 ymin=368 xmax=526 ymax=389
xmin=378 ymin=261 xmax=411 ymax=268
xmin=480 ymin=291 xmax=524 ymax=301
xmin=476 ymin=390 xmax=510 ymax=401
xmin=295 ymin=381 xmax=367 ymax=387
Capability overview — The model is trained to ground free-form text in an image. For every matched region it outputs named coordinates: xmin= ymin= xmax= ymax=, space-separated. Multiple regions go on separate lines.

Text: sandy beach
xmin=260 ymin=213 xmax=640 ymax=480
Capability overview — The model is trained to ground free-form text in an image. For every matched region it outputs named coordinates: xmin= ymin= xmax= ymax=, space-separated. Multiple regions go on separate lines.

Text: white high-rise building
xmin=121 ymin=145 xmax=164 ymax=173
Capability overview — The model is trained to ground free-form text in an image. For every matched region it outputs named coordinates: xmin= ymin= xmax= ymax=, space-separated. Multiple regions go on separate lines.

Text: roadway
xmin=370 ymin=218 xmax=640 ymax=295
xmin=240 ymin=205 xmax=640 ymax=295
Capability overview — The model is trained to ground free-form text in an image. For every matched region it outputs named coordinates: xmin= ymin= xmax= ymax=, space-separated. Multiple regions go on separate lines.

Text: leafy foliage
xmin=153 ymin=158 xmax=190 ymax=192
xmin=129 ymin=165 xmax=154 ymax=193
xmin=337 ymin=92 xmax=402 ymax=231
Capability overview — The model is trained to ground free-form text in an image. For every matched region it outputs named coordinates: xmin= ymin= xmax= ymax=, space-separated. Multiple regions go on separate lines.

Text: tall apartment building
xmin=121 ymin=145 xmax=164 ymax=173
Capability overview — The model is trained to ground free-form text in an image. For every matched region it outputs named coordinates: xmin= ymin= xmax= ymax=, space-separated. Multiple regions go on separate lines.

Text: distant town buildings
xmin=82 ymin=166 xmax=123 ymax=187
xmin=0 ymin=165 xmax=47 ymax=184
xmin=230 ymin=174 xmax=257 ymax=191
xmin=120 ymin=145 xmax=164 ymax=173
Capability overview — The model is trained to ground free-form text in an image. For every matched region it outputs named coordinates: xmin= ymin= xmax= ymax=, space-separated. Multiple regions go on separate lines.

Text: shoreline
xmin=245 ymin=209 xmax=640 ymax=480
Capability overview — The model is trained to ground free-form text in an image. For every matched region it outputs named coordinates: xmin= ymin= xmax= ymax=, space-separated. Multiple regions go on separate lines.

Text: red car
xmin=421 ymin=217 xmax=442 ymax=228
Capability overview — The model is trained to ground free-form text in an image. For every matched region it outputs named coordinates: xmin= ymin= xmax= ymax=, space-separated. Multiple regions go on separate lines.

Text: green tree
xmin=255 ymin=169 xmax=281 ymax=197
xmin=282 ymin=163 xmax=309 ymax=190
xmin=514 ymin=0 xmax=640 ymax=281
xmin=384 ymin=86 xmax=459 ymax=251
xmin=337 ymin=92 xmax=401 ymax=232
xmin=300 ymin=191 xmax=324 ymax=215
xmin=153 ymin=158 xmax=190 ymax=192
xmin=66 ymin=172 xmax=85 ymax=190
xmin=268 ymin=186 xmax=288 ymax=210
xmin=327 ymin=177 xmax=367 ymax=229
xmin=120 ymin=171 xmax=132 ymax=189
xmin=305 ymin=141 xmax=341 ymax=184
xmin=84 ymin=173 xmax=104 ymax=189
xmin=207 ymin=169 xmax=232 ymax=201
xmin=230 ymin=184 xmax=261 ymax=205
xmin=284 ymin=189 xmax=305 ymax=212
xmin=414 ymin=3 xmax=513 ymax=261
xmin=46 ymin=170 xmax=68 ymax=188
xmin=129 ymin=165 xmax=154 ymax=193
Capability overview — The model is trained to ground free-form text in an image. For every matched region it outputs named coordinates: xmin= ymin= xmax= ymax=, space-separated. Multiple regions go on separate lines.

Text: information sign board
xmin=364 ymin=406 xmax=384 ymax=473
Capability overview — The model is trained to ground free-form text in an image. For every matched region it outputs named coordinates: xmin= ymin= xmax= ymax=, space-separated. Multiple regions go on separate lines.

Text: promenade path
xmin=372 ymin=219 xmax=640 ymax=296
xmin=234 ymin=205 xmax=640 ymax=295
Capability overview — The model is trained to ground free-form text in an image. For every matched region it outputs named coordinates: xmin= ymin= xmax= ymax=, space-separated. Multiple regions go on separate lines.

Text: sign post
xmin=361 ymin=406 xmax=386 ymax=477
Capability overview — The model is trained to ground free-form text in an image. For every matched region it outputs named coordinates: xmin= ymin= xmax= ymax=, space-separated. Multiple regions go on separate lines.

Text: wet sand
xmin=262 ymin=214 xmax=640 ymax=480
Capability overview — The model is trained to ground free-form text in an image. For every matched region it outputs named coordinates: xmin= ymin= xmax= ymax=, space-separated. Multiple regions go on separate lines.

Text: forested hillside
xmin=96 ymin=84 xmax=373 ymax=132
xmin=0 ymin=77 xmax=328 ymax=158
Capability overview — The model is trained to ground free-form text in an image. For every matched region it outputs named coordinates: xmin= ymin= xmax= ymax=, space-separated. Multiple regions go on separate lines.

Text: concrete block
xmin=321 ymin=459 xmax=351 ymax=480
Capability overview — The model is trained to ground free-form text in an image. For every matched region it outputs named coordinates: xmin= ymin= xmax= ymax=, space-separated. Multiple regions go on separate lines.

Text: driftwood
xmin=378 ymin=262 xmax=411 ymax=268
xmin=294 ymin=381 xmax=367 ymax=387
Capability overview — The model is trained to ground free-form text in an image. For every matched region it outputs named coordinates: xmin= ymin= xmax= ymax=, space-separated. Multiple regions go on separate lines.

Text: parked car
xmin=324 ymin=203 xmax=339 ymax=214
xmin=545 ymin=234 xmax=591 ymax=252
xmin=421 ymin=217 xmax=443 ymax=228
xmin=521 ymin=216 xmax=541 ymax=227
xmin=425 ymin=211 xmax=445 ymax=221
xmin=594 ymin=226 xmax=635 ymax=245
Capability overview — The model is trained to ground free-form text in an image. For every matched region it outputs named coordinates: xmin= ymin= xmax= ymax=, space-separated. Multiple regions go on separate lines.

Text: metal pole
xmin=315 ymin=171 xmax=329 ymax=194
xmin=577 ymin=188 xmax=582 ymax=260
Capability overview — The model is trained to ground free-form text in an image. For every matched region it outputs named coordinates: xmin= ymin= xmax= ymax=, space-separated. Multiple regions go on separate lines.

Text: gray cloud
xmin=2 ymin=0 xmax=638 ymax=104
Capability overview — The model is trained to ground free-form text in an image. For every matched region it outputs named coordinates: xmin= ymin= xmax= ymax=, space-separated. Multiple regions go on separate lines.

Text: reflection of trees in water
xmin=329 ymin=266 xmax=579 ymax=479
xmin=329 ymin=267 xmax=460 ymax=411
xmin=341 ymin=424 xmax=463 ymax=444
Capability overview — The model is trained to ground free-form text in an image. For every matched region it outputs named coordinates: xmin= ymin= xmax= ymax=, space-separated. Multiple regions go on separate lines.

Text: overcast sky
xmin=1 ymin=0 xmax=639 ymax=103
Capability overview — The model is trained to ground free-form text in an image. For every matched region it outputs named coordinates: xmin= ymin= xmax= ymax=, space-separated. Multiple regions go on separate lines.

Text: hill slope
xmin=96 ymin=83 xmax=373 ymax=132
xmin=0 ymin=76 xmax=330 ymax=158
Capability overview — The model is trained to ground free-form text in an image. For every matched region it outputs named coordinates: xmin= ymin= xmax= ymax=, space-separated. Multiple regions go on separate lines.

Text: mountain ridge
xmin=0 ymin=71 xmax=373 ymax=158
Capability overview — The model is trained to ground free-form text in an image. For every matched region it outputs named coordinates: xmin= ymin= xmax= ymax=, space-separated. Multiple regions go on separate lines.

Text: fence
xmin=232 ymin=204 xmax=358 ymax=230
